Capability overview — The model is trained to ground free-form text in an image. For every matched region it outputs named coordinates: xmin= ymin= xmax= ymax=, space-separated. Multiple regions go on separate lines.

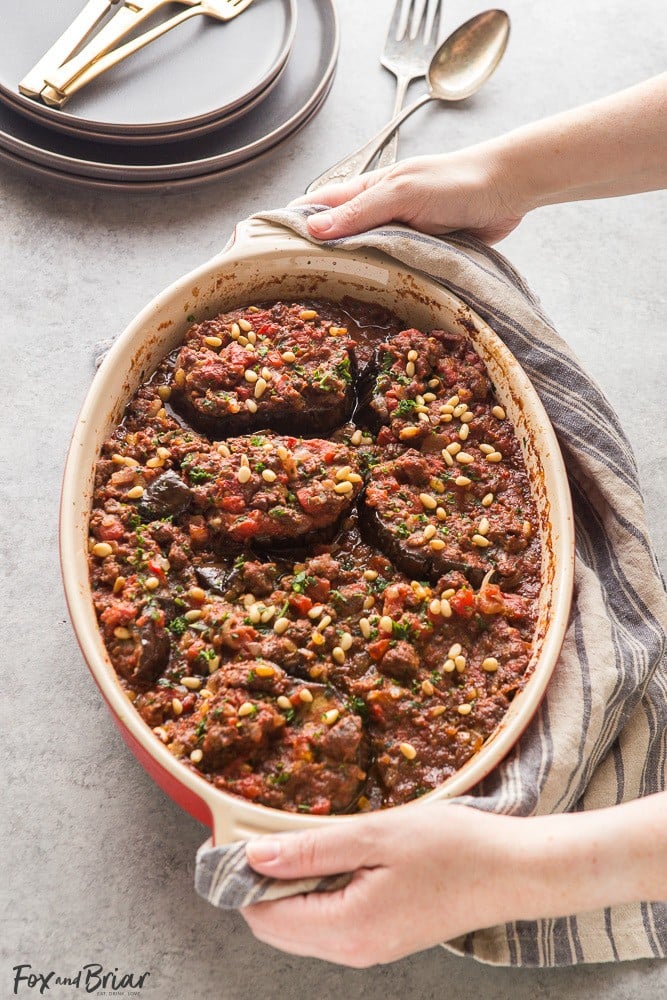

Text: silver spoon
xmin=306 ymin=9 xmax=510 ymax=194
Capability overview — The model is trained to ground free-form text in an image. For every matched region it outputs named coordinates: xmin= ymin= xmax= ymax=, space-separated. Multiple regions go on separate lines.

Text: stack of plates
xmin=0 ymin=0 xmax=338 ymax=190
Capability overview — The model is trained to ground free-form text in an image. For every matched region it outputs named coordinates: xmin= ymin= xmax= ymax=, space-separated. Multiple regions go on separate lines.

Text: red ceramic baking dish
xmin=60 ymin=218 xmax=574 ymax=845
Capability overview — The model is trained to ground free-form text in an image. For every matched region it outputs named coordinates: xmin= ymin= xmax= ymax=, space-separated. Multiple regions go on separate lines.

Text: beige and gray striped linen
xmin=194 ymin=208 xmax=667 ymax=967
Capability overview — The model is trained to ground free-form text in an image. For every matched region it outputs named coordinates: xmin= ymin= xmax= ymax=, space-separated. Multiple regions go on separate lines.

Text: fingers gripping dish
xmin=89 ymin=300 xmax=542 ymax=814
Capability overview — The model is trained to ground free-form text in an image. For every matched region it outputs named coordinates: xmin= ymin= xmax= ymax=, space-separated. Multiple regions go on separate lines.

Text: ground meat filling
xmin=181 ymin=433 xmax=364 ymax=549
xmin=89 ymin=299 xmax=542 ymax=814
xmin=362 ymin=448 xmax=537 ymax=588
xmin=362 ymin=327 xmax=491 ymax=448
xmin=160 ymin=662 xmax=367 ymax=814
xmin=172 ymin=302 xmax=357 ymax=437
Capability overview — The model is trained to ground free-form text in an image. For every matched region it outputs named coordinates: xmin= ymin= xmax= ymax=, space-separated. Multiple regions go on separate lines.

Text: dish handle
xmin=212 ymin=214 xmax=316 ymax=263
xmin=195 ymin=799 xmax=352 ymax=910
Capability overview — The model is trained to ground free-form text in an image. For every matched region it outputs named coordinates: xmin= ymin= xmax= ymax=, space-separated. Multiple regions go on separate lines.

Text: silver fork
xmin=377 ymin=0 xmax=444 ymax=167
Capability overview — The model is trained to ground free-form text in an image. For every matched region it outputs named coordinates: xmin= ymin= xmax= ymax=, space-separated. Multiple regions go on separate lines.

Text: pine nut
xmin=190 ymin=749 xmax=203 ymax=763
xmin=340 ymin=632 xmax=353 ymax=652
xmin=482 ymin=657 xmax=499 ymax=672
xmin=274 ymin=617 xmax=290 ymax=634
xmin=457 ymin=703 xmax=472 ymax=716
xmin=399 ymin=742 xmax=417 ymax=760
xmin=92 ymin=542 xmax=113 ymax=558
xmin=379 ymin=616 xmax=393 ymax=633
xmin=472 ymin=534 xmax=492 ymax=547
xmin=492 ymin=405 xmax=506 ymax=419
xmin=262 ymin=468 xmax=276 ymax=483
xmin=419 ymin=493 xmax=437 ymax=510
xmin=126 ymin=486 xmax=144 ymax=499
xmin=237 ymin=466 xmax=251 ymax=484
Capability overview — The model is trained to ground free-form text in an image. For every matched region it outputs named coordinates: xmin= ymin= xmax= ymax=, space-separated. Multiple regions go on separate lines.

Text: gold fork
xmin=40 ymin=0 xmax=255 ymax=107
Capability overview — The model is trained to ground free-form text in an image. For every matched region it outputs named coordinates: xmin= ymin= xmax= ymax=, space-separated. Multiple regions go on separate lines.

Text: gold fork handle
xmin=41 ymin=5 xmax=206 ymax=108
xmin=18 ymin=0 xmax=120 ymax=98
xmin=44 ymin=0 xmax=171 ymax=94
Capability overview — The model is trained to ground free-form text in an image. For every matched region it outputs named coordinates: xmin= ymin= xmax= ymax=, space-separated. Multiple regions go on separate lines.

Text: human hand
xmin=292 ymin=149 xmax=525 ymax=245
xmin=242 ymin=802 xmax=530 ymax=967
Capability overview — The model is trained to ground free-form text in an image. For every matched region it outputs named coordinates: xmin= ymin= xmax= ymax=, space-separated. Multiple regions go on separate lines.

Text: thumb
xmin=307 ymin=180 xmax=399 ymax=239
xmin=245 ymin=820 xmax=379 ymax=878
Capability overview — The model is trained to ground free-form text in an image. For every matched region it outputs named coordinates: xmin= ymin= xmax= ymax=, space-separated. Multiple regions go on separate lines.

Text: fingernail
xmin=309 ymin=212 xmax=333 ymax=233
xmin=247 ymin=838 xmax=280 ymax=864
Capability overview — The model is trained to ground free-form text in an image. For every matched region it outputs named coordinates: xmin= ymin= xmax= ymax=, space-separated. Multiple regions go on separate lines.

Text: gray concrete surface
xmin=1 ymin=0 xmax=665 ymax=997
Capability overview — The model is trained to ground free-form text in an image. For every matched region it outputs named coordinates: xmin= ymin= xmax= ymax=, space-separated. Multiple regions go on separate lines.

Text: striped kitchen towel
xmin=194 ymin=207 xmax=667 ymax=967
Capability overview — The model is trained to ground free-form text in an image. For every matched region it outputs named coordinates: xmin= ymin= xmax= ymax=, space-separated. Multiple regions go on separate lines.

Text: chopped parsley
xmin=188 ymin=466 xmax=213 ymax=484
xmin=292 ymin=571 xmax=314 ymax=594
xmin=167 ymin=616 xmax=188 ymax=637
xmin=395 ymin=398 xmax=417 ymax=416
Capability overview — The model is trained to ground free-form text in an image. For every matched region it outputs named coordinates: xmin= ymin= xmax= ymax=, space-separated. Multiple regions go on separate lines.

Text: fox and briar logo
xmin=12 ymin=964 xmax=151 ymax=996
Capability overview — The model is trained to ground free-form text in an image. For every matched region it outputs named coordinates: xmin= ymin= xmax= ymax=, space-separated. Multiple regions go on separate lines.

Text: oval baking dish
xmin=60 ymin=218 xmax=574 ymax=845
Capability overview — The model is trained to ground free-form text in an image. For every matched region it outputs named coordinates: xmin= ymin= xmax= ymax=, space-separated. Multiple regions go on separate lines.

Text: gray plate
xmin=0 ymin=57 xmax=288 ymax=145
xmin=0 ymin=0 xmax=338 ymax=181
xmin=0 ymin=0 xmax=295 ymax=137
xmin=0 ymin=81 xmax=331 ymax=191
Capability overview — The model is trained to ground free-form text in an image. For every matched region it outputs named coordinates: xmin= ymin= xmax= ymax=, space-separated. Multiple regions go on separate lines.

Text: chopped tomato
xmin=477 ymin=583 xmax=506 ymax=615
xmin=219 ymin=495 xmax=246 ymax=514
xmin=230 ymin=517 xmax=260 ymax=541
xmin=289 ymin=594 xmax=313 ymax=616
xmin=368 ymin=639 xmax=391 ymax=662
xmin=450 ymin=587 xmax=475 ymax=617
xmin=186 ymin=640 xmax=206 ymax=662
xmin=98 ymin=516 xmax=125 ymax=541
xmin=310 ymin=799 xmax=332 ymax=816
xmin=100 ymin=601 xmax=136 ymax=628
xmin=147 ymin=557 xmax=166 ymax=578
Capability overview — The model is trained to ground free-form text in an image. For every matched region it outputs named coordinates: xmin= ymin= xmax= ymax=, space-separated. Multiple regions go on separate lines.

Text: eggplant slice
xmin=170 ymin=302 xmax=358 ymax=439
xmin=181 ymin=433 xmax=364 ymax=550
